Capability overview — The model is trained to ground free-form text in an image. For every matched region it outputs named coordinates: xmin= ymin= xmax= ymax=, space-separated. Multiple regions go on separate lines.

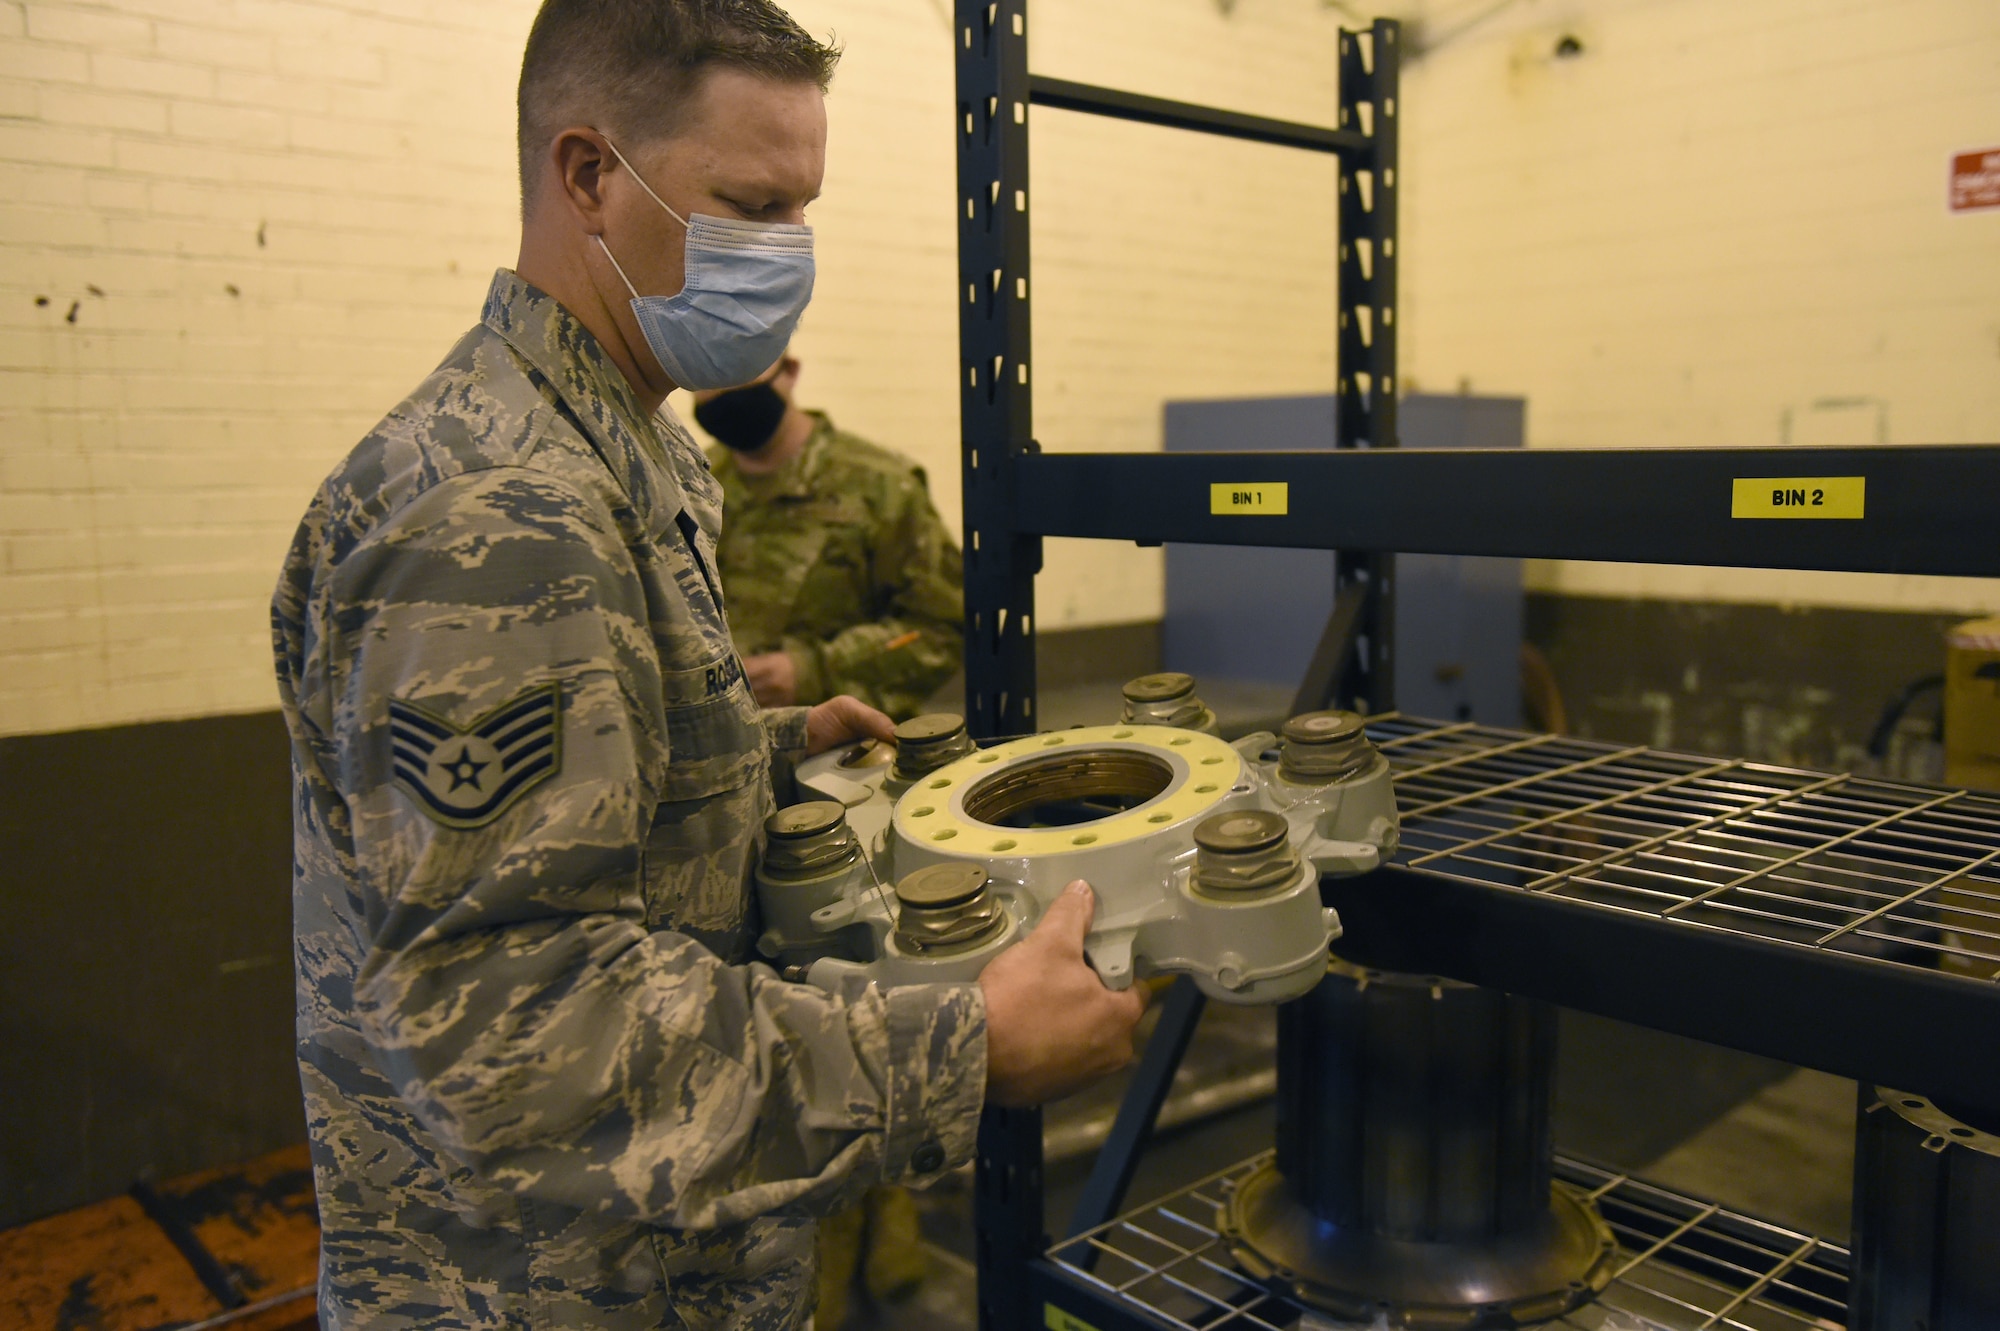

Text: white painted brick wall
xmin=2 ymin=0 xmax=539 ymax=736
xmin=1399 ymin=0 xmax=2000 ymax=613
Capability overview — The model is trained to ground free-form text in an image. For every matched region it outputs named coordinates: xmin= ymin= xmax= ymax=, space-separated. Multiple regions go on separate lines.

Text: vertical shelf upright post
xmin=1334 ymin=20 xmax=1400 ymax=712
xmin=956 ymin=5 xmax=1043 ymax=1330
xmin=957 ymin=0 xmax=1041 ymax=744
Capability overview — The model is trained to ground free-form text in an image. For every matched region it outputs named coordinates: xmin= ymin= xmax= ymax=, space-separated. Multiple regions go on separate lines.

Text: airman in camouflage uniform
xmin=271 ymin=270 xmax=984 ymax=1329
xmin=702 ymin=398 xmax=963 ymax=721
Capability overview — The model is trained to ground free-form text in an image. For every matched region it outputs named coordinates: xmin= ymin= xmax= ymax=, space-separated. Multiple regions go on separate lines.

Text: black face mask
xmin=694 ymin=381 xmax=788 ymax=452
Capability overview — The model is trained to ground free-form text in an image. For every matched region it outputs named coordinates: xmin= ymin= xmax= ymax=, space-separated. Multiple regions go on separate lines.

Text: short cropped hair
xmin=517 ymin=0 xmax=839 ymax=207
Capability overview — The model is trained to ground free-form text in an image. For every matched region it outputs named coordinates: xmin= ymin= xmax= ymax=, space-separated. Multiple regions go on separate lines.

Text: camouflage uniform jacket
xmin=271 ymin=271 xmax=986 ymax=1331
xmin=707 ymin=415 xmax=963 ymax=720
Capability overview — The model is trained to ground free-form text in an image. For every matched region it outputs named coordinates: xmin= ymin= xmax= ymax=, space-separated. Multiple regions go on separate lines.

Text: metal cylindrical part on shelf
xmin=1851 ymin=1086 xmax=2000 ymax=1331
xmin=1279 ymin=961 xmax=1553 ymax=1238
xmin=1221 ymin=960 xmax=1615 ymax=1328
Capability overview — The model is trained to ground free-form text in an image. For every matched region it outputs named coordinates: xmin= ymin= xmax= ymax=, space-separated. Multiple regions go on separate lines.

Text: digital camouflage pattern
xmin=708 ymin=415 xmax=963 ymax=720
xmin=272 ymin=271 xmax=986 ymax=1330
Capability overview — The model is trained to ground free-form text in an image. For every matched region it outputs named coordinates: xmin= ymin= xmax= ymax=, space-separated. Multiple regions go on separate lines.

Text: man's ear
xmin=774 ymin=355 xmax=802 ymax=397
xmin=549 ymin=127 xmax=614 ymax=234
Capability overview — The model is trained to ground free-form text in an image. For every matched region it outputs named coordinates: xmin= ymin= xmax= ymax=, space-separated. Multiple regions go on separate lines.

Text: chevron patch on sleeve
xmin=388 ymin=685 xmax=563 ymax=829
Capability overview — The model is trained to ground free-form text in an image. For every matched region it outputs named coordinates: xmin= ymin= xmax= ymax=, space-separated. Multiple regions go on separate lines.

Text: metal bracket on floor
xmin=129 ymin=1179 xmax=248 ymax=1310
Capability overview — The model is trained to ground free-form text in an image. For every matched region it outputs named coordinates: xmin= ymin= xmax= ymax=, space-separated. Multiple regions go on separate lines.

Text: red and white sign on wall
xmin=1950 ymin=148 xmax=2000 ymax=212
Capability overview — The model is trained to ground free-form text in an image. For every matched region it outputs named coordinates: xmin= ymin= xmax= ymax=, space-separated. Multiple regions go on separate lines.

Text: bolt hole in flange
xmin=961 ymin=748 xmax=1175 ymax=829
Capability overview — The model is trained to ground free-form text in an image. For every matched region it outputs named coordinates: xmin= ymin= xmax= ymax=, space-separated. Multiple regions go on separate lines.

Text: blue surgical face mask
xmin=594 ymin=135 xmax=815 ymax=392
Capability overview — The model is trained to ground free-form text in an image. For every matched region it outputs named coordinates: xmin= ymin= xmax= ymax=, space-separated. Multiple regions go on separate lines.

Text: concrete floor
xmin=1641 ymin=1068 xmax=1856 ymax=1241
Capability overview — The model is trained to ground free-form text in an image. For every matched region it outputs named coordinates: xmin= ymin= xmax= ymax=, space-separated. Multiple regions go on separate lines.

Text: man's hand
xmin=745 ymin=650 xmax=799 ymax=707
xmin=804 ymin=695 xmax=896 ymax=757
xmin=980 ymin=881 xmax=1150 ymax=1107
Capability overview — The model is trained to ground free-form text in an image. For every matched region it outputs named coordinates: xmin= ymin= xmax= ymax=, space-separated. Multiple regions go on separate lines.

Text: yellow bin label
xmin=1045 ymin=1307 xmax=1103 ymax=1331
xmin=1731 ymin=476 xmax=1866 ymax=519
xmin=1211 ymin=482 xmax=1289 ymax=515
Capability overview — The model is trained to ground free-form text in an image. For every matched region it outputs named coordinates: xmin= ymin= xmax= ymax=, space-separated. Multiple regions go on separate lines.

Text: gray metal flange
xmin=769 ymin=689 xmax=1399 ymax=1008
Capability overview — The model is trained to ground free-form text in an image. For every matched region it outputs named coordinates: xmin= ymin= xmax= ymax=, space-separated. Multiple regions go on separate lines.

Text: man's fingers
xmin=835 ymin=696 xmax=896 ymax=742
xmin=805 ymin=698 xmax=894 ymax=755
xmin=856 ymin=702 xmax=896 ymax=742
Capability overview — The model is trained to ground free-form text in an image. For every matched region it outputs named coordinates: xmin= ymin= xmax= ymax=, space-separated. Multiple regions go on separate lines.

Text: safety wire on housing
xmin=858 ymin=833 xmax=899 ymax=924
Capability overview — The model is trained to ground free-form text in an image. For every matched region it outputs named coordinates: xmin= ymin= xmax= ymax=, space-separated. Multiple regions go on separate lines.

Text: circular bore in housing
xmin=893 ymin=863 xmax=1008 ymax=955
xmin=893 ymin=713 xmax=977 ymax=780
xmin=761 ymin=801 xmax=861 ymax=880
xmin=1121 ymin=672 xmax=1216 ymax=731
xmin=962 ymin=748 xmax=1175 ymax=829
xmin=1194 ymin=810 xmax=1302 ymax=896
xmin=891 ymin=724 xmax=1241 ymax=858
xmin=1280 ymin=710 xmax=1375 ymax=784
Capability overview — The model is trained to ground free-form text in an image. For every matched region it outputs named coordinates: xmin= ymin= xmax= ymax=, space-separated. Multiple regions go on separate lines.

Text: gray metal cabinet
xmin=1162 ymin=393 xmax=1524 ymax=725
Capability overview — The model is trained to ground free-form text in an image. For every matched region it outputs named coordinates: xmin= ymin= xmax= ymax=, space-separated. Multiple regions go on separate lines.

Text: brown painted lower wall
xmin=1528 ymin=594 xmax=1964 ymax=773
xmin=0 ymin=710 xmax=300 ymax=1230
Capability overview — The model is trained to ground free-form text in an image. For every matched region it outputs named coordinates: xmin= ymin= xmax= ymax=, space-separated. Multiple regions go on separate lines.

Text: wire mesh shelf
xmin=1365 ymin=716 xmax=2000 ymax=981
xmin=1045 ymin=1153 xmax=1848 ymax=1331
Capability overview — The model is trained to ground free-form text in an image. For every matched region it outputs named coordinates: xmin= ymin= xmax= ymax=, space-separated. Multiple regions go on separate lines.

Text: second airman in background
xmin=696 ymin=352 xmax=964 ymax=721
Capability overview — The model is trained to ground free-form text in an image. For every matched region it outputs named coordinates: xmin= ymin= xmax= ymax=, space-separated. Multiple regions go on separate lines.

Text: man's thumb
xmin=1035 ymin=881 xmax=1096 ymax=954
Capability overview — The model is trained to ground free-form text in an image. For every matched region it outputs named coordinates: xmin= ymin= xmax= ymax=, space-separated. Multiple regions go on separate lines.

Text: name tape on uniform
xmin=1731 ymin=476 xmax=1866 ymax=520
xmin=1210 ymin=482 xmax=1289 ymax=516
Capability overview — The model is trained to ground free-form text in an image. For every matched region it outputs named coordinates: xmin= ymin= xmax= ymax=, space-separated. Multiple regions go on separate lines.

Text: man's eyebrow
xmin=715 ymin=179 xmax=820 ymax=205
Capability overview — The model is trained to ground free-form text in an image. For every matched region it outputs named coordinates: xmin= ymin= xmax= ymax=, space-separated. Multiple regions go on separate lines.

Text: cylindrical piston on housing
xmin=762 ymin=801 xmax=861 ymax=878
xmin=892 ymin=863 xmax=1009 ymax=956
xmin=1279 ymin=710 xmax=1375 ymax=785
xmin=891 ymin=712 xmax=979 ymax=784
xmin=755 ymin=801 xmax=867 ymax=961
xmin=1193 ymin=810 xmax=1303 ymax=898
xmin=1121 ymin=672 xmax=1220 ymax=734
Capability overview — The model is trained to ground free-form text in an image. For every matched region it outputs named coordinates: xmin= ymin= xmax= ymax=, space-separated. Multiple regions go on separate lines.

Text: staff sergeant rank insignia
xmin=389 ymin=685 xmax=562 ymax=828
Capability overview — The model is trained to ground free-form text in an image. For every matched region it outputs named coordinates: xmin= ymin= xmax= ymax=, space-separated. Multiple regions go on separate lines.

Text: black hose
xmin=1866 ymin=674 xmax=1944 ymax=760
